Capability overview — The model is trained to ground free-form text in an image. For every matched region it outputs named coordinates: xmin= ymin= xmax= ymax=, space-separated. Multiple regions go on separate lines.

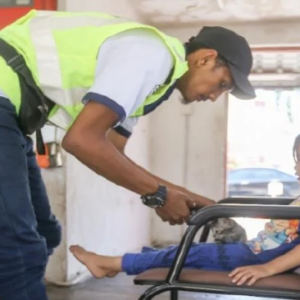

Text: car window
xmin=229 ymin=169 xmax=295 ymax=182
xmin=251 ymin=169 xmax=276 ymax=180
xmin=228 ymin=170 xmax=253 ymax=180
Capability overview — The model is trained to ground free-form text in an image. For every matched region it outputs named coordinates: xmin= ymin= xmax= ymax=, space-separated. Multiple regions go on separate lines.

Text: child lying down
xmin=70 ymin=134 xmax=300 ymax=286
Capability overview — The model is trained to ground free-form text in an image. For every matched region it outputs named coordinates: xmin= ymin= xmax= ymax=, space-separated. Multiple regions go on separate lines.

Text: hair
xmin=289 ymin=219 xmax=299 ymax=229
xmin=293 ymin=134 xmax=300 ymax=162
xmin=185 ymin=36 xmax=227 ymax=68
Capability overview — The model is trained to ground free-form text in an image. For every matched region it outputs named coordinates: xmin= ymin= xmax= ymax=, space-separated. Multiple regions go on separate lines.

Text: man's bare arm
xmin=62 ymin=101 xmax=159 ymax=195
xmin=108 ymin=128 xmax=215 ymax=207
xmin=62 ymin=102 xmax=198 ymax=224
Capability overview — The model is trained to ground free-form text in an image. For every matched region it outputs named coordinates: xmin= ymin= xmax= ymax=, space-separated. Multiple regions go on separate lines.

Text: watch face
xmin=141 ymin=185 xmax=167 ymax=208
xmin=142 ymin=196 xmax=165 ymax=208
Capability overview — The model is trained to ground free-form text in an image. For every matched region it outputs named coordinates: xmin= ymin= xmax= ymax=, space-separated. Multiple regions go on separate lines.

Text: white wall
xmin=44 ymin=0 xmax=150 ymax=284
xmin=224 ymin=19 xmax=300 ymax=46
xmin=59 ymin=0 xmax=140 ymax=16
xmin=149 ymin=23 xmax=229 ymax=245
xmin=161 ymin=19 xmax=300 ymax=47
xmin=64 ymin=118 xmax=151 ymax=282
xmin=149 ymin=92 xmax=227 ymax=245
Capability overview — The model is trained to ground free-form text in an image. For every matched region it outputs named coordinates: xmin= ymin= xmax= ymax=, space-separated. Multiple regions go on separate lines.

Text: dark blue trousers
xmin=0 ymin=97 xmax=61 ymax=300
xmin=122 ymin=243 xmax=263 ymax=275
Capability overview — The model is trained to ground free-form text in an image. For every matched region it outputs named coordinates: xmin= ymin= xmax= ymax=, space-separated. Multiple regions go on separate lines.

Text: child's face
xmin=295 ymin=143 xmax=300 ymax=180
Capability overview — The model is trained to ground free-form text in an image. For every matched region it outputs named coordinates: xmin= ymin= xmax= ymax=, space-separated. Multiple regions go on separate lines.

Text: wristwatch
xmin=141 ymin=184 xmax=167 ymax=208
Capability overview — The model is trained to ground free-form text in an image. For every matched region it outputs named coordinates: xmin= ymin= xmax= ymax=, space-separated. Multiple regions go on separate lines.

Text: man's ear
xmin=195 ymin=49 xmax=218 ymax=67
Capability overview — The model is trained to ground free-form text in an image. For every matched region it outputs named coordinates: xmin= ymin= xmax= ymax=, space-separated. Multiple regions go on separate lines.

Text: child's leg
xmin=70 ymin=243 xmax=261 ymax=278
xmin=122 ymin=243 xmax=261 ymax=275
xmin=141 ymin=244 xmax=186 ymax=253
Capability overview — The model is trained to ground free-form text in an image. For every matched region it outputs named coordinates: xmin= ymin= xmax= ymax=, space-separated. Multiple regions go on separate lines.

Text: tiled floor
xmin=46 ymin=273 xmax=282 ymax=300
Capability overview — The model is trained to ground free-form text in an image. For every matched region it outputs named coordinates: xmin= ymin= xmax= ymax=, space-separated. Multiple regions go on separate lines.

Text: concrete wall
xmin=44 ymin=0 xmax=150 ymax=284
xmin=161 ymin=19 xmax=300 ymax=47
xmin=149 ymin=90 xmax=227 ymax=245
xmin=149 ymin=24 xmax=230 ymax=245
xmin=64 ymin=117 xmax=151 ymax=282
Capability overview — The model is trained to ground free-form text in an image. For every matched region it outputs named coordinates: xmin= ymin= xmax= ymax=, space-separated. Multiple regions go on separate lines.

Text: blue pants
xmin=0 ymin=98 xmax=61 ymax=300
xmin=122 ymin=243 xmax=263 ymax=275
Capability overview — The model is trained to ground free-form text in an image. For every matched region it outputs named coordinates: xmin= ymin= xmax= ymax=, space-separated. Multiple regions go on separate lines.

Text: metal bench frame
xmin=135 ymin=197 xmax=300 ymax=300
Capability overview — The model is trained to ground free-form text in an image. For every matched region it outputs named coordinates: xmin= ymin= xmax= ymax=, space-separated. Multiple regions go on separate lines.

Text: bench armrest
xmin=197 ymin=197 xmax=293 ymax=243
xmin=189 ymin=203 xmax=300 ymax=226
xmin=219 ymin=196 xmax=294 ymax=205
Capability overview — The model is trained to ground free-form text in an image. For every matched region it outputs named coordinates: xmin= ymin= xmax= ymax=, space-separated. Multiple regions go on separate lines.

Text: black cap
xmin=192 ymin=26 xmax=256 ymax=100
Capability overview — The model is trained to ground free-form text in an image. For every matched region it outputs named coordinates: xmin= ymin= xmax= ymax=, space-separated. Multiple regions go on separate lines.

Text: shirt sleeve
xmin=113 ymin=117 xmax=139 ymax=138
xmin=82 ymin=29 xmax=174 ymax=125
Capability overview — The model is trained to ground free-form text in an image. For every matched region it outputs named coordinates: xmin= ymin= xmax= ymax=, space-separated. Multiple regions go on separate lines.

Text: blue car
xmin=227 ymin=167 xmax=300 ymax=197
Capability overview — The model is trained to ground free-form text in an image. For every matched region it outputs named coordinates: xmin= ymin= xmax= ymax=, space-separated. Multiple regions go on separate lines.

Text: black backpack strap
xmin=0 ymin=38 xmax=55 ymax=155
xmin=36 ymin=129 xmax=46 ymax=155
xmin=0 ymin=38 xmax=50 ymax=122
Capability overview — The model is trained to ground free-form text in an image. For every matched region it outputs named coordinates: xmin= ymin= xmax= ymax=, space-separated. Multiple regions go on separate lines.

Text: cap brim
xmin=228 ymin=64 xmax=256 ymax=100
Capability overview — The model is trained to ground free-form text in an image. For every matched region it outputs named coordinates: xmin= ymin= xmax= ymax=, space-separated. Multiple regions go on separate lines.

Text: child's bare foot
xmin=69 ymin=245 xmax=121 ymax=279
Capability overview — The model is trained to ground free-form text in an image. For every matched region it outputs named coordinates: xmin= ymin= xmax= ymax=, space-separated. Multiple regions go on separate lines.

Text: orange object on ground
xmin=36 ymin=143 xmax=50 ymax=168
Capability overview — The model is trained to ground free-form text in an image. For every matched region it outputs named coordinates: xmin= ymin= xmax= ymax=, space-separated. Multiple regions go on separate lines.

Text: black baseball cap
xmin=191 ymin=26 xmax=256 ymax=100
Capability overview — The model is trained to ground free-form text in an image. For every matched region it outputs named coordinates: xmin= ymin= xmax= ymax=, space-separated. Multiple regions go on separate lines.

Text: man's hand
xmin=155 ymin=189 xmax=196 ymax=225
xmin=187 ymin=192 xmax=216 ymax=208
xmin=229 ymin=265 xmax=272 ymax=286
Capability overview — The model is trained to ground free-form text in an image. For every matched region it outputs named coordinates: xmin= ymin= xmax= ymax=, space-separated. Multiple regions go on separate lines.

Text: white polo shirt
xmin=0 ymin=28 xmax=175 ymax=137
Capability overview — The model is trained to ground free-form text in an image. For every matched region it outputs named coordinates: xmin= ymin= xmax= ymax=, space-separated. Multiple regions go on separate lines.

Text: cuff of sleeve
xmin=113 ymin=125 xmax=132 ymax=138
xmin=122 ymin=253 xmax=137 ymax=275
xmin=83 ymin=92 xmax=126 ymax=123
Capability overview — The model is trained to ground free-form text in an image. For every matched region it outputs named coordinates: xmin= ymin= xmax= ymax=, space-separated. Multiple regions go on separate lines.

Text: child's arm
xmin=229 ymin=244 xmax=300 ymax=286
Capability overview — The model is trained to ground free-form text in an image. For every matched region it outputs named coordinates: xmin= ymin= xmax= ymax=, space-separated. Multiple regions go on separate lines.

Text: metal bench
xmin=134 ymin=197 xmax=300 ymax=300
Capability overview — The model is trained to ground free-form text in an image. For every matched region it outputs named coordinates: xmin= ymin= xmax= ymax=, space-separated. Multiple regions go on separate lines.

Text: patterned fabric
xmin=247 ymin=197 xmax=300 ymax=254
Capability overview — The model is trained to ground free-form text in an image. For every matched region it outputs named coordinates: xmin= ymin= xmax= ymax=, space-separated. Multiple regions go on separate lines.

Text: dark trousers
xmin=0 ymin=97 xmax=61 ymax=300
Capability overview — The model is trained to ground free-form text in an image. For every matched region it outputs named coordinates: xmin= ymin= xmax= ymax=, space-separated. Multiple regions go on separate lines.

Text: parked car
xmin=227 ymin=167 xmax=300 ymax=197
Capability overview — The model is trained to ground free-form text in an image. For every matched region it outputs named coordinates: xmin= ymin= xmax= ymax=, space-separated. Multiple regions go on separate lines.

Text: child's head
xmin=293 ymin=134 xmax=300 ymax=178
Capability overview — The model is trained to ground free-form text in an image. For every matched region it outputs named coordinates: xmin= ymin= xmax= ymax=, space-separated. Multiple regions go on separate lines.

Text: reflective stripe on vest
xmin=28 ymin=11 xmax=135 ymax=128
xmin=29 ymin=11 xmax=133 ymax=106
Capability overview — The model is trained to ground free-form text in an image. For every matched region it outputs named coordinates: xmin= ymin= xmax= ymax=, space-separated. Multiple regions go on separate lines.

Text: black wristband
xmin=141 ymin=184 xmax=167 ymax=208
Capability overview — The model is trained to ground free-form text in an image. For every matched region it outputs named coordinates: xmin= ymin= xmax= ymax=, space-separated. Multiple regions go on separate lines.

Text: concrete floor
xmin=46 ymin=273 xmax=282 ymax=300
